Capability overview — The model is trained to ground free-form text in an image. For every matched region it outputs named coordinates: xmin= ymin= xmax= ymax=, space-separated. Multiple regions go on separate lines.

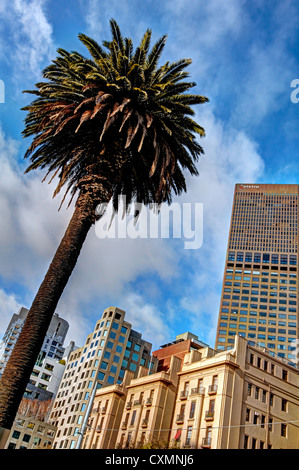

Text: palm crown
xmin=23 ymin=19 xmax=208 ymax=212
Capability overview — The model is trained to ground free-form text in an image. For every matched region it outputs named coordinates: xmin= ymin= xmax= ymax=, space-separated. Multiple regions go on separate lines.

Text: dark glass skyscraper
xmin=215 ymin=184 xmax=298 ymax=367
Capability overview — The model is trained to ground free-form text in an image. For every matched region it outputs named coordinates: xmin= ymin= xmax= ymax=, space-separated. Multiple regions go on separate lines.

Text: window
xmin=113 ymin=355 xmax=120 ymax=364
xmin=270 ymin=393 xmax=274 ymax=406
xmin=12 ymin=430 xmax=20 ymax=439
xmin=100 ymin=361 xmax=108 ymax=370
xmin=130 ymin=410 xmax=136 ymax=426
xmin=209 ymin=399 xmax=215 ymax=412
xmin=281 ymin=423 xmax=287 ymax=437
xmin=189 ymin=401 xmax=196 ymax=419
xmin=281 ymin=399 xmax=287 ymax=412
xmin=185 ymin=426 xmax=192 ymax=446
xmin=257 ymin=357 xmax=261 ymax=368
xmin=282 ymin=369 xmax=288 ymax=381
xmin=132 ymin=353 xmax=139 ymax=362
xmin=97 ymin=372 xmax=105 ymax=381
xmin=262 ymin=390 xmax=267 ymax=403
xmin=110 ymin=365 xmax=117 ymax=374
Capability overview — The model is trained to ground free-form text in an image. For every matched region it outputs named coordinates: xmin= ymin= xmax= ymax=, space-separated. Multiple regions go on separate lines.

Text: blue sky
xmin=0 ymin=0 xmax=299 ymax=352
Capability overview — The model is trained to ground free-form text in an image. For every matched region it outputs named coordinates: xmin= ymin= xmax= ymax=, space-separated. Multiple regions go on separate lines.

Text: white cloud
xmin=0 ymin=125 xmax=69 ymax=288
xmin=120 ymin=292 xmax=172 ymax=351
xmin=1 ymin=0 xmax=55 ymax=81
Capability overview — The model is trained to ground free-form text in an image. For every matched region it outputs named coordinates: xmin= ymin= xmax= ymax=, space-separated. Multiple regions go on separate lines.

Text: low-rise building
xmin=170 ymin=334 xmax=299 ymax=449
xmin=81 ymin=333 xmax=299 ymax=449
xmin=4 ymin=399 xmax=57 ymax=449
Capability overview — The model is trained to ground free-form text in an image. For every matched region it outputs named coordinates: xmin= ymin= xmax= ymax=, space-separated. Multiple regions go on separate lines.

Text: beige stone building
xmin=171 ymin=334 xmax=299 ymax=449
xmin=83 ymin=333 xmax=204 ymax=449
xmin=114 ymin=355 xmax=182 ymax=448
xmin=4 ymin=400 xmax=57 ymax=449
xmin=81 ymin=370 xmax=135 ymax=449
xmin=83 ymin=333 xmax=299 ymax=449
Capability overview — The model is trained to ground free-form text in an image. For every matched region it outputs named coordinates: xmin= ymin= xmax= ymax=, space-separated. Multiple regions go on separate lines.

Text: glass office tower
xmin=215 ymin=184 xmax=298 ymax=367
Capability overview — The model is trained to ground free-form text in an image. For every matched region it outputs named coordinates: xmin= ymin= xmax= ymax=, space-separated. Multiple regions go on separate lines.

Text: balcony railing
xmin=145 ymin=398 xmax=152 ymax=406
xmin=101 ymin=406 xmax=107 ymax=414
xmin=190 ymin=387 xmax=205 ymax=396
xmin=202 ymin=437 xmax=211 ymax=448
xmin=208 ymin=384 xmax=218 ymax=395
xmin=133 ymin=400 xmax=142 ymax=406
xmin=180 ymin=390 xmax=188 ymax=400
xmin=141 ymin=418 xmax=149 ymax=428
xmin=121 ymin=422 xmax=128 ymax=430
xmin=126 ymin=401 xmax=132 ymax=409
xmin=205 ymin=410 xmax=215 ymax=420
xmin=176 ymin=414 xmax=185 ymax=423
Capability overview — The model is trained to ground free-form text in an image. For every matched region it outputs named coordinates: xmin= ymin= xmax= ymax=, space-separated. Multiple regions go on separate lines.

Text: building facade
xmin=113 ymin=355 xmax=182 ymax=449
xmin=215 ymin=184 xmax=298 ymax=366
xmin=0 ymin=307 xmax=69 ymax=377
xmin=83 ymin=332 xmax=204 ymax=450
xmin=0 ymin=307 xmax=71 ymax=402
xmin=50 ymin=306 xmax=156 ymax=449
xmin=170 ymin=334 xmax=299 ymax=449
xmin=81 ymin=333 xmax=299 ymax=449
xmin=4 ymin=399 xmax=57 ymax=449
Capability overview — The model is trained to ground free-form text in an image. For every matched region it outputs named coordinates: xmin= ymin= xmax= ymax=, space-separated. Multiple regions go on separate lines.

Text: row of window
xmin=9 ymin=431 xmax=53 ymax=448
xmin=243 ymin=422 xmax=288 ymax=448
xmin=228 ymin=252 xmax=297 ymax=265
xmin=244 ymin=435 xmax=272 ymax=449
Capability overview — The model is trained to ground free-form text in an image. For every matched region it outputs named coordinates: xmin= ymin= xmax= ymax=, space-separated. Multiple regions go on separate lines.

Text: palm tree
xmin=0 ymin=19 xmax=208 ymax=431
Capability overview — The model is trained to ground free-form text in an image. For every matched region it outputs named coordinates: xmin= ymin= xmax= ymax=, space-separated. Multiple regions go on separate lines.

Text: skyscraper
xmin=0 ymin=307 xmax=71 ymax=400
xmin=215 ymin=184 xmax=298 ymax=367
xmin=50 ymin=306 xmax=156 ymax=449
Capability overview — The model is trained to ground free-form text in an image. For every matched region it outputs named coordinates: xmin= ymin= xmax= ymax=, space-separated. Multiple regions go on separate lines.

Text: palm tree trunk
xmin=0 ymin=185 xmax=108 ymax=430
